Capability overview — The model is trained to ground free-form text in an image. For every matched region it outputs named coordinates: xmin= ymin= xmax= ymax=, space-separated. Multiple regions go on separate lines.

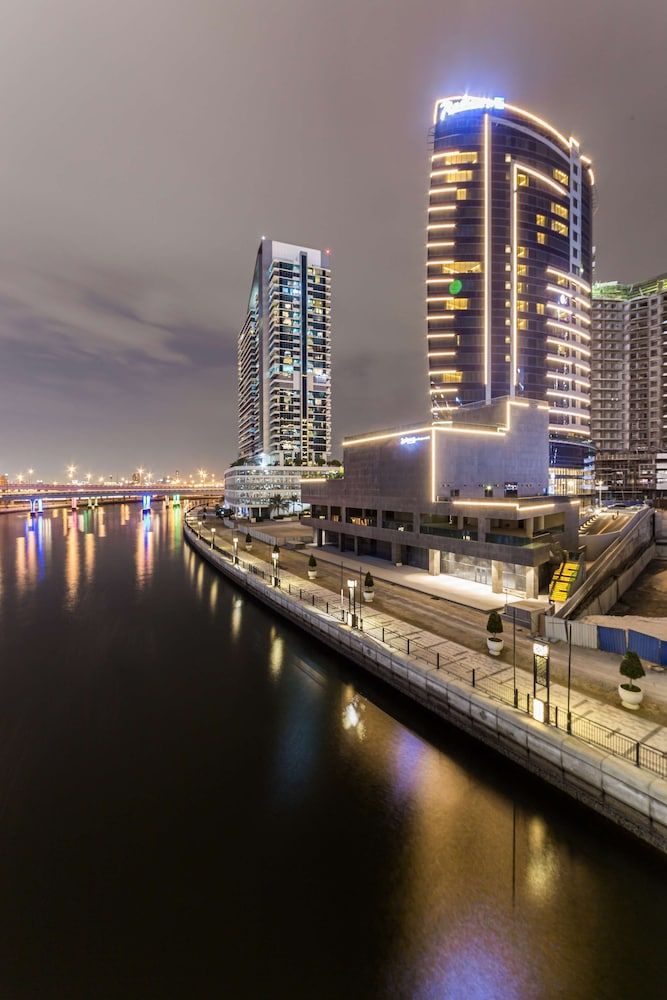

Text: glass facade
xmin=237 ymin=240 xmax=332 ymax=465
xmin=427 ymin=97 xmax=594 ymax=495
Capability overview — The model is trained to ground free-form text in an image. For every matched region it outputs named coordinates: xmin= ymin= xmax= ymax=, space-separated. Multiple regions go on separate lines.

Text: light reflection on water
xmin=0 ymin=503 xmax=664 ymax=1000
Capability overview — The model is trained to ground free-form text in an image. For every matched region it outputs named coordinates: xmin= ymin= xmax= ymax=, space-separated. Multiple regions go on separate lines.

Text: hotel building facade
xmin=426 ymin=95 xmax=595 ymax=496
xmin=591 ymin=274 xmax=667 ymax=496
xmin=301 ymin=96 xmax=594 ymax=600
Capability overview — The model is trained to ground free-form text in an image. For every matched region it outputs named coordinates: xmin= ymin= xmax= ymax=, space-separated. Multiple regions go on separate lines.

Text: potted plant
xmin=486 ymin=610 xmax=504 ymax=656
xmin=618 ymin=650 xmax=645 ymax=710
xmin=308 ymin=554 xmax=318 ymax=580
xmin=363 ymin=571 xmax=375 ymax=603
xmin=245 ymin=531 xmax=253 ymax=551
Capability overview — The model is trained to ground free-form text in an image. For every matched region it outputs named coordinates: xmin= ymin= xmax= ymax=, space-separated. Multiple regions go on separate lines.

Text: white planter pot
xmin=618 ymin=684 xmax=643 ymax=710
xmin=308 ymin=570 xmax=317 ymax=580
xmin=363 ymin=589 xmax=375 ymax=603
xmin=245 ymin=543 xmax=252 ymax=552
xmin=487 ymin=636 xmax=504 ymax=656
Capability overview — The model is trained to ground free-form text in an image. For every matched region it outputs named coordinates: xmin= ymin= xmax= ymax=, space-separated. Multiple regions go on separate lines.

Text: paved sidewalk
xmin=302 ymin=543 xmax=532 ymax=612
xmin=195 ymin=513 xmax=667 ymax=722
xmin=189 ymin=516 xmax=667 ymax=764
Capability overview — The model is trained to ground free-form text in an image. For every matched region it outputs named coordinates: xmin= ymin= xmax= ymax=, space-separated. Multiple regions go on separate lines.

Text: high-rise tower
xmin=237 ymin=239 xmax=332 ymax=465
xmin=426 ymin=95 xmax=594 ymax=494
xmin=591 ymin=274 xmax=667 ymax=495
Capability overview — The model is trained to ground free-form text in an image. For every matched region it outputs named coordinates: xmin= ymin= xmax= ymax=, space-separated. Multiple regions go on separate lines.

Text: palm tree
xmin=268 ymin=494 xmax=287 ymax=518
xmin=289 ymin=493 xmax=299 ymax=515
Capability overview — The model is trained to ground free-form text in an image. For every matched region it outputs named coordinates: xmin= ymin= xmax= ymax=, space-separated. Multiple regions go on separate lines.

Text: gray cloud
xmin=0 ymin=0 xmax=665 ymax=478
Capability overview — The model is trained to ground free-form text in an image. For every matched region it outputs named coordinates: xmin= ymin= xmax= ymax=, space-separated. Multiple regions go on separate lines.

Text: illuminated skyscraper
xmin=237 ymin=239 xmax=332 ymax=465
xmin=427 ymin=95 xmax=594 ymax=494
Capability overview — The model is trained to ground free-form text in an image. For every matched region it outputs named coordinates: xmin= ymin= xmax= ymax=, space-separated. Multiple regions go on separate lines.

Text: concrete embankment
xmin=185 ymin=522 xmax=667 ymax=853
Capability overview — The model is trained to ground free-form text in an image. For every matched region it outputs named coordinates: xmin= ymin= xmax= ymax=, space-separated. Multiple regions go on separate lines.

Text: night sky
xmin=1 ymin=0 xmax=665 ymax=481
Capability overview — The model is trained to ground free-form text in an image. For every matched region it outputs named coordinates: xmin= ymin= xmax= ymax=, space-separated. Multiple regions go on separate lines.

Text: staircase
xmin=549 ymin=561 xmax=581 ymax=604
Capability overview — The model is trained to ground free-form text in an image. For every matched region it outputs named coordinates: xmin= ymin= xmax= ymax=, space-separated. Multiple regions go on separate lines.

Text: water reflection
xmin=0 ymin=503 xmax=663 ymax=1000
xmin=15 ymin=535 xmax=27 ymax=598
xmin=230 ymin=596 xmax=243 ymax=641
xmin=342 ymin=693 xmax=366 ymax=740
xmin=64 ymin=514 xmax=80 ymax=610
xmin=269 ymin=624 xmax=283 ymax=678
xmin=135 ymin=512 xmax=154 ymax=588
xmin=209 ymin=578 xmax=218 ymax=614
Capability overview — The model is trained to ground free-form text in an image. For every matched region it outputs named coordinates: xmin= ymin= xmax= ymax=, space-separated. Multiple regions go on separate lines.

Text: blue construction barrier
xmin=598 ymin=626 xmax=627 ymax=655
xmin=628 ymin=629 xmax=667 ymax=667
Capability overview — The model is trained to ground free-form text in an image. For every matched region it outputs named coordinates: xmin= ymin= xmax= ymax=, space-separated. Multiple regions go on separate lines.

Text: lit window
xmin=553 ymin=167 xmax=569 ymax=185
xmin=517 ymin=263 xmax=528 ymax=276
xmin=518 ymin=318 xmax=528 ymax=330
xmin=441 ymin=169 xmax=473 ymax=183
xmin=551 ymin=220 xmax=569 ymax=237
xmin=535 ymin=213 xmax=546 ymax=227
xmin=517 ymin=282 xmax=527 ymax=294
xmin=440 ymin=261 xmax=481 ymax=273
xmin=536 ymin=303 xmax=546 ymax=315
xmin=456 ymin=188 xmax=468 ymax=200
xmin=517 ymin=246 xmax=528 ymax=258
xmin=517 ymin=173 xmax=528 ymax=187
xmin=517 ymin=300 xmax=529 ymax=312
xmin=551 ymin=202 xmax=569 ymax=219
xmin=537 ymin=232 xmax=547 ymax=245
xmin=438 ymin=371 xmax=462 ymax=382
xmin=441 ymin=151 xmax=478 ymax=165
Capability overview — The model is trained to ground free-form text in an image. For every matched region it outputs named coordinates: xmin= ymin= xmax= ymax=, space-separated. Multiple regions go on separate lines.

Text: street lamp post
xmin=211 ymin=527 xmax=216 ymax=550
xmin=233 ymin=536 xmax=239 ymax=565
xmin=512 ymin=605 xmax=518 ymax=707
xmin=566 ymin=621 xmax=573 ymax=733
xmin=272 ymin=544 xmax=280 ymax=587
xmin=347 ymin=578 xmax=358 ymax=628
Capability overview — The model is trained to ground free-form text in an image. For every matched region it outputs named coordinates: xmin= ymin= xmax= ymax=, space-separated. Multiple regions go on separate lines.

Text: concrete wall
xmin=342 ymin=435 xmax=431 ymax=501
xmin=185 ymin=522 xmax=667 ymax=853
xmin=581 ymin=530 xmax=621 ymax=562
xmin=433 ymin=399 xmax=550 ymax=498
xmin=564 ymin=509 xmax=655 ymax=618
xmin=574 ymin=544 xmax=656 ymax=617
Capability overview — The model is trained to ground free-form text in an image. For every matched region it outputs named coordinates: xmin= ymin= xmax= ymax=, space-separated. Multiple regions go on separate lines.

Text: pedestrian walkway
xmin=303 ymin=543 xmax=531 ymax=612
xmin=190 ymin=516 xmax=667 ymax=772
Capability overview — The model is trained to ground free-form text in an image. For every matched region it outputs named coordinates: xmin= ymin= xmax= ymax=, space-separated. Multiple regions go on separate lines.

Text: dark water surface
xmin=0 ymin=504 xmax=664 ymax=999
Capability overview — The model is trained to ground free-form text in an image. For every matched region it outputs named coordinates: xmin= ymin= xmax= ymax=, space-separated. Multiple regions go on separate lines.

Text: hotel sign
xmin=437 ymin=95 xmax=505 ymax=121
xmin=400 ymin=435 xmax=430 ymax=446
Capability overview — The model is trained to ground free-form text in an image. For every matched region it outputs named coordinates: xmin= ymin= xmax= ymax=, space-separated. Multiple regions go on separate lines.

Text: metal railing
xmin=184 ymin=517 xmax=667 ymax=782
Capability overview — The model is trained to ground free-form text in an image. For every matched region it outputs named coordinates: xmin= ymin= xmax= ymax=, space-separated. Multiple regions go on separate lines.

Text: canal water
xmin=0 ymin=504 xmax=664 ymax=999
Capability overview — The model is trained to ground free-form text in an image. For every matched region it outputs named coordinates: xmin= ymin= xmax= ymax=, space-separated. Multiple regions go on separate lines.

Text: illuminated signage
xmin=400 ymin=435 xmax=430 ymax=446
xmin=438 ymin=95 xmax=505 ymax=121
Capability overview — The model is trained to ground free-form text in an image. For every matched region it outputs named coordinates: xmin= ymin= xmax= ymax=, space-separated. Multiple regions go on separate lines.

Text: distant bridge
xmin=0 ymin=484 xmax=220 ymax=515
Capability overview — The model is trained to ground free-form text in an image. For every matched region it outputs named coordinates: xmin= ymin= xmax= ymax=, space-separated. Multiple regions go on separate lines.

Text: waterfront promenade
xmin=184 ymin=513 xmax=667 ymax=849
xmin=202 ymin=513 xmax=667 ymax=723
xmin=192 ymin=512 xmax=667 ymax=759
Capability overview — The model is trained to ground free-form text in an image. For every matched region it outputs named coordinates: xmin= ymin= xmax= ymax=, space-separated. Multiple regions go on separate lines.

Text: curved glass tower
xmin=426 ymin=95 xmax=594 ymax=494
